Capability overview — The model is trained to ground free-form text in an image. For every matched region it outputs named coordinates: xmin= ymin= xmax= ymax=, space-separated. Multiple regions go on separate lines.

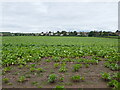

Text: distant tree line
xmin=0 ymin=30 xmax=120 ymax=37
xmin=88 ymin=30 xmax=119 ymax=37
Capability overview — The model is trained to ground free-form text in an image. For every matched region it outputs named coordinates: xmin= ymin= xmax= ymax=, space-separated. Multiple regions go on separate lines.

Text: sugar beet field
xmin=1 ymin=36 xmax=120 ymax=89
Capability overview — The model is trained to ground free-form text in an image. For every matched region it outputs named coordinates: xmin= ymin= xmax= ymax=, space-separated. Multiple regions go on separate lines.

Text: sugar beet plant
xmin=18 ymin=76 xmax=27 ymax=83
xmin=2 ymin=78 xmax=9 ymax=83
xmin=59 ymin=66 xmax=67 ymax=72
xmin=101 ymin=72 xmax=111 ymax=81
xmin=71 ymin=75 xmax=81 ymax=82
xmin=3 ymin=67 xmax=11 ymax=73
xmin=55 ymin=85 xmax=65 ymax=89
xmin=59 ymin=76 xmax=64 ymax=82
xmin=104 ymin=55 xmax=120 ymax=71
xmin=73 ymin=64 xmax=82 ymax=72
xmin=52 ymin=57 xmax=60 ymax=62
xmin=54 ymin=63 xmax=59 ymax=68
xmin=112 ymin=72 xmax=120 ymax=82
xmin=36 ymin=68 xmax=45 ymax=72
xmin=48 ymin=74 xmax=57 ymax=83
xmin=108 ymin=80 xmax=119 ymax=89
xmin=101 ymin=72 xmax=120 ymax=89
xmin=71 ymin=75 xmax=85 ymax=82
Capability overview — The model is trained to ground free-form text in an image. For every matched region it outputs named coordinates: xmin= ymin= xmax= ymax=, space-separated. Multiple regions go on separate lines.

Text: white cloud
xmin=0 ymin=2 xmax=118 ymax=32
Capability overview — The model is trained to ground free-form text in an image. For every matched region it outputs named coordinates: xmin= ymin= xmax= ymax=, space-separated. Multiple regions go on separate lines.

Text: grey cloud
xmin=0 ymin=2 xmax=118 ymax=32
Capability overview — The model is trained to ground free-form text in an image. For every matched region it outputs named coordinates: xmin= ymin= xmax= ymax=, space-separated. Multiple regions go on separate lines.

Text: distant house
xmin=83 ymin=32 xmax=89 ymax=37
xmin=60 ymin=34 xmax=63 ymax=36
xmin=55 ymin=33 xmax=58 ymax=36
xmin=66 ymin=32 xmax=69 ymax=35
xmin=45 ymin=32 xmax=49 ymax=36
xmin=48 ymin=32 xmax=53 ymax=36
xmin=77 ymin=32 xmax=81 ymax=36
xmin=116 ymin=32 xmax=120 ymax=36
xmin=11 ymin=33 xmax=15 ymax=36
xmin=40 ymin=33 xmax=44 ymax=36
xmin=0 ymin=32 xmax=11 ymax=36
xmin=0 ymin=33 xmax=3 ymax=36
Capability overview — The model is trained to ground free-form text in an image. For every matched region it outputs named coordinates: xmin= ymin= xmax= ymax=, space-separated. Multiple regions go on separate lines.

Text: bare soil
xmin=2 ymin=56 xmax=116 ymax=88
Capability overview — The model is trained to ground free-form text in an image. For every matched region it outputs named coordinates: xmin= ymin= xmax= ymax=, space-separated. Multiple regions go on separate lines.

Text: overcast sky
xmin=0 ymin=2 xmax=118 ymax=33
